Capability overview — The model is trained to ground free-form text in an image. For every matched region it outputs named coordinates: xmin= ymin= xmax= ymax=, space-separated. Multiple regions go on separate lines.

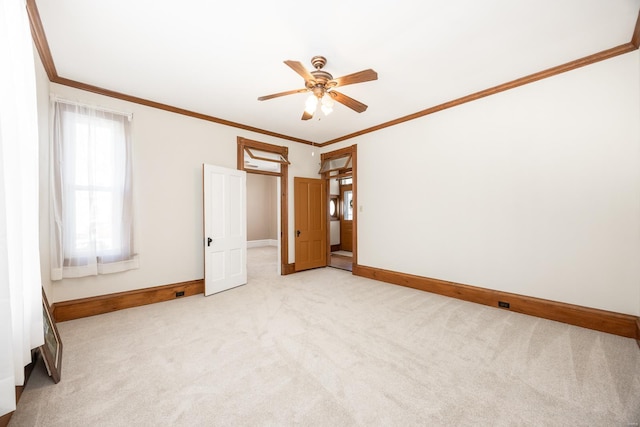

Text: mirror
xmin=329 ymin=196 xmax=339 ymax=220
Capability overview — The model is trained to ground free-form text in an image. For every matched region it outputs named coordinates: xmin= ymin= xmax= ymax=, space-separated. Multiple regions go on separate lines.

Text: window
xmin=319 ymin=153 xmax=352 ymax=178
xmin=50 ymin=100 xmax=138 ymax=279
xmin=243 ymin=146 xmax=289 ymax=173
xmin=342 ymin=190 xmax=353 ymax=220
xmin=329 ymin=196 xmax=339 ymax=221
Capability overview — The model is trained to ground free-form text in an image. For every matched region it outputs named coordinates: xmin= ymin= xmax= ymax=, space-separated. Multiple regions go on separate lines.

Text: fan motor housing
xmin=308 ymin=55 xmax=333 ymax=88
xmin=311 ymin=55 xmax=327 ymax=69
xmin=310 ymin=70 xmax=332 ymax=84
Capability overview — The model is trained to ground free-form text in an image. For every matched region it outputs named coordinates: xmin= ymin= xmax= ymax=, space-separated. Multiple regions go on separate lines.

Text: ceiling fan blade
xmin=258 ymin=88 xmax=308 ymax=101
xmin=301 ymin=110 xmax=313 ymax=120
xmin=328 ymin=69 xmax=377 ymax=88
xmin=284 ymin=60 xmax=315 ymax=82
xmin=329 ymin=91 xmax=368 ymax=113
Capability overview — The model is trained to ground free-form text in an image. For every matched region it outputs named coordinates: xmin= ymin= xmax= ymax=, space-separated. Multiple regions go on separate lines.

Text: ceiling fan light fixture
xmin=258 ymin=56 xmax=378 ymax=120
xmin=321 ymin=94 xmax=334 ymax=116
xmin=304 ymin=94 xmax=318 ymax=114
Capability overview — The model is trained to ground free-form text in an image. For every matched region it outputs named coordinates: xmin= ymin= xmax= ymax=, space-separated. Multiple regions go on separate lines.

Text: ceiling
xmin=33 ymin=0 xmax=640 ymax=145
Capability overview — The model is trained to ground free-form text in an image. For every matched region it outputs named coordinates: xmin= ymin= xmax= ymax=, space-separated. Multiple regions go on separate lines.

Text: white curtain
xmin=51 ymin=101 xmax=138 ymax=279
xmin=0 ymin=0 xmax=45 ymax=417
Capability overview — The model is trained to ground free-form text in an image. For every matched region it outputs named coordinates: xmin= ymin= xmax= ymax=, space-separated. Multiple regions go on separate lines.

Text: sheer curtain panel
xmin=0 ymin=0 xmax=45 ymax=417
xmin=51 ymin=100 xmax=138 ymax=279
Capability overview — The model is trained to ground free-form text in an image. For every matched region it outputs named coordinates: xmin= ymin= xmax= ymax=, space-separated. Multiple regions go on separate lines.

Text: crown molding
xmin=26 ymin=1 xmax=640 ymax=147
xmin=51 ymin=76 xmax=315 ymax=145
xmin=320 ymin=42 xmax=637 ymax=146
xmin=632 ymin=9 xmax=640 ymax=48
xmin=25 ymin=0 xmax=315 ymax=147
xmin=26 ymin=0 xmax=56 ymax=80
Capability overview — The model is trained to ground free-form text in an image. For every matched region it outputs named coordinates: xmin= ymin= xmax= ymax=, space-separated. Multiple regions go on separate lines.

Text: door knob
xmin=296 ymin=230 xmax=301 ymax=237
xmin=207 ymin=237 xmax=213 ymax=246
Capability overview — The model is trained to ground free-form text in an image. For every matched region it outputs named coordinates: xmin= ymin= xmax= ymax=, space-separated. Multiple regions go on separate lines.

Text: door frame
xmin=320 ymin=144 xmax=357 ymax=268
xmin=237 ymin=137 xmax=293 ymax=274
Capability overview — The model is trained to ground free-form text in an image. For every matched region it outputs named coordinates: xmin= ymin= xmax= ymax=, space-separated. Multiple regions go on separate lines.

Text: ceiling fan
xmin=258 ymin=56 xmax=378 ymax=120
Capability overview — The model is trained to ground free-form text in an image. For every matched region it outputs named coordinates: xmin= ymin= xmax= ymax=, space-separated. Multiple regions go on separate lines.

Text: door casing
xmin=320 ymin=144 xmax=357 ymax=267
xmin=237 ymin=137 xmax=292 ymax=274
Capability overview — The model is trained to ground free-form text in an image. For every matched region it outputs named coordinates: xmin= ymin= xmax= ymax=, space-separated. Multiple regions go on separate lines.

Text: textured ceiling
xmin=34 ymin=0 xmax=640 ymax=144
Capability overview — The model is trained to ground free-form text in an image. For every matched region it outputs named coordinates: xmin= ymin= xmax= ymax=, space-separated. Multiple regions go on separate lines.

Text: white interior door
xmin=203 ymin=164 xmax=247 ymax=296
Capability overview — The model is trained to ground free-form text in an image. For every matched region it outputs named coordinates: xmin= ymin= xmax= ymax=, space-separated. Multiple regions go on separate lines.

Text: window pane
xmin=73 ymin=190 xmax=91 ymax=253
xmin=319 ymin=155 xmax=351 ymax=173
xmin=244 ymin=153 xmax=280 ymax=173
xmin=343 ymin=190 xmax=353 ymax=220
xmin=74 ymin=123 xmax=90 ymax=186
xmin=243 ymin=147 xmax=286 ymax=173
xmin=94 ymin=125 xmax=117 ymax=188
xmin=95 ymin=191 xmax=116 ymax=252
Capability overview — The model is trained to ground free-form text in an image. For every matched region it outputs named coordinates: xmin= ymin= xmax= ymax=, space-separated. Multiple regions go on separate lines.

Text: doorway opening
xmin=320 ymin=145 xmax=357 ymax=272
xmin=246 ymin=173 xmax=279 ymax=271
xmin=237 ymin=137 xmax=291 ymax=275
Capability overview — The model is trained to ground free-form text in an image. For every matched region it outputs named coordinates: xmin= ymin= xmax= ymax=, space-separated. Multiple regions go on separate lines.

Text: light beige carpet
xmin=10 ymin=247 xmax=640 ymax=426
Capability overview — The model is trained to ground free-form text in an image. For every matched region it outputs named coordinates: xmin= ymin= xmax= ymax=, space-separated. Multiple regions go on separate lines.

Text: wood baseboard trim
xmin=330 ymin=244 xmax=341 ymax=252
xmin=52 ymin=279 xmax=204 ymax=322
xmin=636 ymin=319 xmax=640 ymax=350
xmin=0 ymin=411 xmax=11 ymax=427
xmin=353 ymin=264 xmax=639 ymax=339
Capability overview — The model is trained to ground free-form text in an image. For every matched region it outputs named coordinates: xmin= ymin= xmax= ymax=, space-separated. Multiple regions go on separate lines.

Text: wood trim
xmin=320 ymin=43 xmax=638 ymax=146
xmin=238 ymin=137 xmax=289 ymax=155
xmin=636 ymin=318 xmax=640 ymax=350
xmin=351 ymin=145 xmax=358 ymax=266
xmin=330 ymin=244 xmax=341 ymax=252
xmin=25 ymin=0 xmax=315 ymax=146
xmin=51 ymin=77 xmax=314 ymax=145
xmin=320 ymin=145 xmax=355 ymax=161
xmin=321 ymin=144 xmax=357 ymax=267
xmin=237 ymin=137 xmax=290 ymax=272
xmin=282 ymin=263 xmax=295 ymax=275
xmin=281 ymin=164 xmax=289 ymax=270
xmin=24 ymin=0 xmax=316 ymax=150
xmin=353 ymin=264 xmax=639 ymax=339
xmin=28 ymin=0 xmax=639 ymax=149
xmin=25 ymin=0 xmax=57 ymax=81
xmin=632 ymin=10 xmax=640 ymax=49
xmin=0 ymin=410 xmax=10 ymax=427
xmin=52 ymin=279 xmax=204 ymax=322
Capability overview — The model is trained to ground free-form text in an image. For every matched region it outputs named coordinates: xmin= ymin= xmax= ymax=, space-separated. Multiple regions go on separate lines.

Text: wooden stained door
xmin=294 ymin=177 xmax=326 ymax=271
xmin=340 ymin=184 xmax=353 ymax=252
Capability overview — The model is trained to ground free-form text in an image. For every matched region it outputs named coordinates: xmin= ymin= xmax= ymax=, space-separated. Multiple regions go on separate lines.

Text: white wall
xmin=36 ymin=83 xmax=317 ymax=303
xmin=353 ymin=51 xmax=640 ymax=316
